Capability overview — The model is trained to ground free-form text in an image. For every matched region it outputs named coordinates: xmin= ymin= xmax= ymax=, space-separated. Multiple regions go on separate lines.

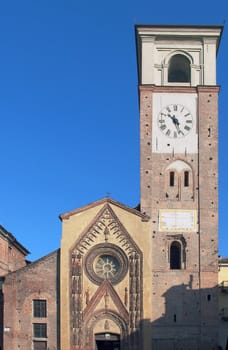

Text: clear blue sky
xmin=0 ymin=0 xmax=227 ymax=261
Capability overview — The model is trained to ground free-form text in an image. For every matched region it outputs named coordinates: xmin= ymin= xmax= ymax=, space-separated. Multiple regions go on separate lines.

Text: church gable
xmin=69 ymin=202 xmax=143 ymax=350
xmin=71 ymin=203 xmax=142 ymax=256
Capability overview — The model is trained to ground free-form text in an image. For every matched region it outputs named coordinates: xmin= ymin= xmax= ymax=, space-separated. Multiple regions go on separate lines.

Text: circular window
xmin=84 ymin=244 xmax=128 ymax=285
xmin=94 ymin=254 xmax=120 ymax=279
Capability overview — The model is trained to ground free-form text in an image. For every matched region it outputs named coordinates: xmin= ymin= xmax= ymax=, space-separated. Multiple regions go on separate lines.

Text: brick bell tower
xmin=135 ymin=25 xmax=223 ymax=349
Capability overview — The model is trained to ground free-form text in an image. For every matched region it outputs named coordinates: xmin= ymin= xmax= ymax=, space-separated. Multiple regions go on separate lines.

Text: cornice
xmin=59 ymin=197 xmax=147 ymax=221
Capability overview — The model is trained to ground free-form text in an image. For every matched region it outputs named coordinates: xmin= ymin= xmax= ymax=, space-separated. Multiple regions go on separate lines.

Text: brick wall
xmin=3 ymin=250 xmax=60 ymax=350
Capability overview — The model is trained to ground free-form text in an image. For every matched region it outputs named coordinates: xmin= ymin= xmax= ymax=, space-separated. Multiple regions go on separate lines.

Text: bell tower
xmin=135 ymin=25 xmax=223 ymax=349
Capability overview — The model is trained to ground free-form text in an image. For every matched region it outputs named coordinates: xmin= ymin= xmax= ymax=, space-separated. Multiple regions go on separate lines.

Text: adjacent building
xmin=0 ymin=25 xmax=224 ymax=350
xmin=218 ymin=258 xmax=228 ymax=349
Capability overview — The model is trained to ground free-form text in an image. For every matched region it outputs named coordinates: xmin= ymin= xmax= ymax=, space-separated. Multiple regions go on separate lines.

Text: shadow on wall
xmin=121 ymin=283 xmax=222 ymax=350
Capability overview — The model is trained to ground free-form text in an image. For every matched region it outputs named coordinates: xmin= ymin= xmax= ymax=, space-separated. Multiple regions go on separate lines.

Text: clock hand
xmin=172 ymin=115 xmax=179 ymax=125
xmin=174 ymin=118 xmax=182 ymax=134
xmin=174 ymin=119 xmax=185 ymax=135
xmin=167 ymin=113 xmax=175 ymax=121
xmin=173 ymin=117 xmax=180 ymax=130
xmin=175 ymin=122 xmax=180 ymax=133
xmin=168 ymin=114 xmax=181 ymax=133
xmin=168 ymin=114 xmax=180 ymax=126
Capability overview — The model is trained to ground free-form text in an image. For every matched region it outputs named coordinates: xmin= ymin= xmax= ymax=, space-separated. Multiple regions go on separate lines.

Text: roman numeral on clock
xmin=160 ymin=124 xmax=167 ymax=130
xmin=184 ymin=125 xmax=191 ymax=131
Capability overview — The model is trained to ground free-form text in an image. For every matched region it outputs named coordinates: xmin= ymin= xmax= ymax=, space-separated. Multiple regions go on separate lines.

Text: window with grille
xmin=33 ymin=323 xmax=47 ymax=338
xmin=33 ymin=340 xmax=47 ymax=350
xmin=33 ymin=300 xmax=47 ymax=318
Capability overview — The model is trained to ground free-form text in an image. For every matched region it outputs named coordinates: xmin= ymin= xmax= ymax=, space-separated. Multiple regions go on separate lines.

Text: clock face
xmin=158 ymin=104 xmax=193 ymax=138
xmin=94 ymin=255 xmax=120 ymax=279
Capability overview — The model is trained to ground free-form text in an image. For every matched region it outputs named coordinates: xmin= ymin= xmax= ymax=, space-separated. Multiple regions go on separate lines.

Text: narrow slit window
xmin=184 ymin=171 xmax=189 ymax=187
xmin=170 ymin=171 xmax=175 ymax=187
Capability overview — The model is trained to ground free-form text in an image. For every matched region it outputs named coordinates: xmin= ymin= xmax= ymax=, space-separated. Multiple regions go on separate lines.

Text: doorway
xmin=95 ymin=333 xmax=120 ymax=350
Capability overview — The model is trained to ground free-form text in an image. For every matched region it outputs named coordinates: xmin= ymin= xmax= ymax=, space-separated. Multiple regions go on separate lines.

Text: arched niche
xmin=161 ymin=160 xmax=194 ymax=201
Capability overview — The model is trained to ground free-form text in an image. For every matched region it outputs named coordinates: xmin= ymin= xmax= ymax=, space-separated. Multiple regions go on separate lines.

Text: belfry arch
xmin=163 ymin=50 xmax=194 ymax=85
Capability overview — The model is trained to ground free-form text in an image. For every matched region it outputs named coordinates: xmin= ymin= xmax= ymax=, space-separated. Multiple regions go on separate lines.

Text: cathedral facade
xmin=0 ymin=25 xmax=224 ymax=350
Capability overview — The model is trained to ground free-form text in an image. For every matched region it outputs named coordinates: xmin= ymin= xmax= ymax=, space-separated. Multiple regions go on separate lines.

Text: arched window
xmin=170 ymin=241 xmax=181 ymax=269
xmin=168 ymin=54 xmax=190 ymax=83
